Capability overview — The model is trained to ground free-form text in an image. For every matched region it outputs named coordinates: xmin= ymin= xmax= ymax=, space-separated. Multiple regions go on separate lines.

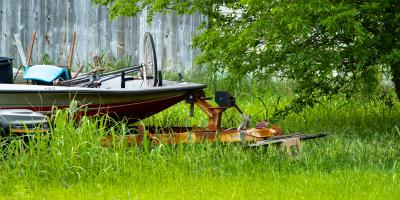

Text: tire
xmin=142 ymin=32 xmax=158 ymax=87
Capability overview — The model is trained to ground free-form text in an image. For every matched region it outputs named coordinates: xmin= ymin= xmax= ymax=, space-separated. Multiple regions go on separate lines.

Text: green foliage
xmin=40 ymin=54 xmax=55 ymax=65
xmin=91 ymin=0 xmax=221 ymax=21
xmin=1 ymin=78 xmax=400 ymax=198
xmin=92 ymin=0 xmax=400 ymax=117
xmin=78 ymin=53 xmax=134 ymax=74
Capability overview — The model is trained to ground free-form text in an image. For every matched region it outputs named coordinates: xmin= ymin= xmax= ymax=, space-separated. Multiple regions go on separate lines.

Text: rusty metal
xmin=72 ymin=64 xmax=84 ymax=79
xmin=11 ymin=129 xmax=47 ymax=134
xmin=195 ymin=97 xmax=226 ymax=132
xmin=26 ymin=32 xmax=36 ymax=66
xmin=101 ymin=125 xmax=279 ymax=146
xmin=101 ymin=91 xmax=328 ymax=151
xmin=67 ymin=32 xmax=76 ymax=78
xmin=101 ymin=91 xmax=282 ymax=146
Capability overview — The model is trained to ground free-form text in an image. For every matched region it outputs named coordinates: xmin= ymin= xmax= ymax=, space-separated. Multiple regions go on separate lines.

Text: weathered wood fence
xmin=0 ymin=0 xmax=206 ymax=71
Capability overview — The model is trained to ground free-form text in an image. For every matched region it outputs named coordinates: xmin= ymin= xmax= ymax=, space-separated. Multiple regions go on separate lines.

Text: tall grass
xmin=1 ymin=75 xmax=400 ymax=199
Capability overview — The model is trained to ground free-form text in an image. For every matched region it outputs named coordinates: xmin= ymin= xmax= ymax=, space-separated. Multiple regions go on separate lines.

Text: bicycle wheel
xmin=142 ymin=32 xmax=158 ymax=86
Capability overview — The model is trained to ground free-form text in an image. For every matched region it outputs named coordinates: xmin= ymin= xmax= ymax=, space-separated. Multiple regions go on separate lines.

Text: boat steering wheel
xmin=142 ymin=32 xmax=158 ymax=87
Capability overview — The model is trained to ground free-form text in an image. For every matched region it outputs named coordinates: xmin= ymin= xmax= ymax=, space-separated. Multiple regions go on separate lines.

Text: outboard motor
xmin=0 ymin=109 xmax=48 ymax=136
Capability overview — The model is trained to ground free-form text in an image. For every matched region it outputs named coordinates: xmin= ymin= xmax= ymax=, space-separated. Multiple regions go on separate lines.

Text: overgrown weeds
xmin=1 ymin=75 xmax=399 ymax=199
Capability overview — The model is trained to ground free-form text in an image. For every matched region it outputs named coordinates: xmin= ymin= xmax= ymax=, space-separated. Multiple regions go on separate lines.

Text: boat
xmin=1 ymin=33 xmax=330 ymax=151
xmin=0 ymin=32 xmax=206 ymax=121
xmin=0 ymin=80 xmax=205 ymax=120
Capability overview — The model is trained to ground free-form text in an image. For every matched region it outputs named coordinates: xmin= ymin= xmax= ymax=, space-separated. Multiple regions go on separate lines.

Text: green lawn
xmin=6 ymin=170 xmax=399 ymax=199
xmin=1 ymin=80 xmax=399 ymax=199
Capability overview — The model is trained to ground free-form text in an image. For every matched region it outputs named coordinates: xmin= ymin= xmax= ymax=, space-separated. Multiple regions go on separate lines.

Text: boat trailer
xmin=101 ymin=90 xmax=328 ymax=155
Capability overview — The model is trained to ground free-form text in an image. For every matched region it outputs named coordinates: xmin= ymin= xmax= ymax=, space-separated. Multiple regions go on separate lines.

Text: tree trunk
xmin=391 ymin=63 xmax=400 ymax=100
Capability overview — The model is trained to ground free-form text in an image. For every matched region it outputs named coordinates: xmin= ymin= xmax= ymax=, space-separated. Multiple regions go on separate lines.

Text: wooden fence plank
xmin=0 ymin=0 xmax=204 ymax=71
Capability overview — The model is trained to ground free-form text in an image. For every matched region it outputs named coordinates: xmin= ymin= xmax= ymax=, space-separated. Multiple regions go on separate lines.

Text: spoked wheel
xmin=142 ymin=32 xmax=158 ymax=87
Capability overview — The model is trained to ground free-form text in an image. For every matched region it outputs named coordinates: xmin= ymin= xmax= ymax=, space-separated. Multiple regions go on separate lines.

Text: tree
xmin=93 ymin=0 xmax=400 ymax=116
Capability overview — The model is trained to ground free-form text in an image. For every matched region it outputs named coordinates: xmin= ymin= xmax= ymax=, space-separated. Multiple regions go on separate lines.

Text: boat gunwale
xmin=0 ymin=83 xmax=206 ymax=94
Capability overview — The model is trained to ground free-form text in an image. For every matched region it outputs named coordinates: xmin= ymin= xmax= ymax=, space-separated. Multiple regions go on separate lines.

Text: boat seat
xmin=23 ymin=65 xmax=70 ymax=85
